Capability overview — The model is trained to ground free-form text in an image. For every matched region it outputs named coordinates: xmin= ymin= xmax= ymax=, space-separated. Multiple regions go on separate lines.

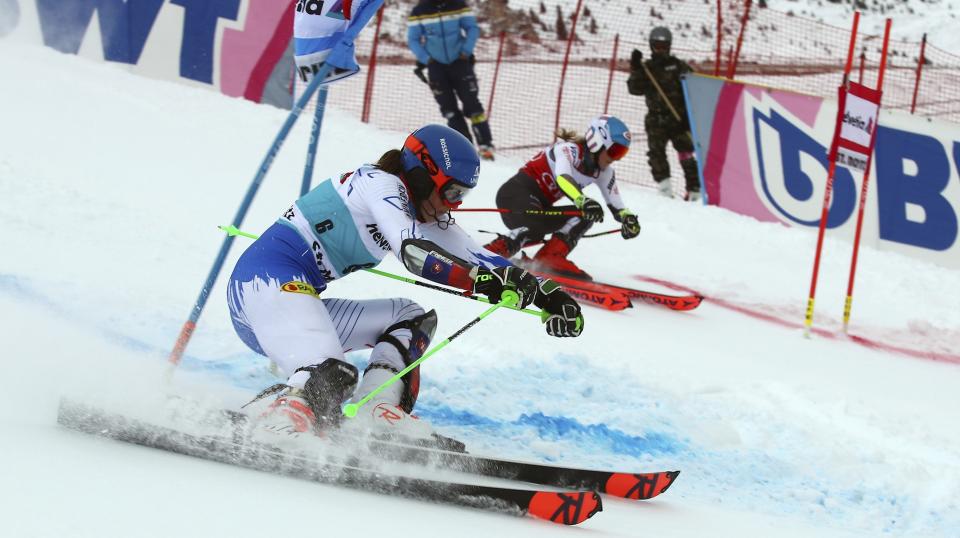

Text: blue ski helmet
xmin=401 ymin=124 xmax=480 ymax=208
xmin=584 ymin=115 xmax=632 ymax=161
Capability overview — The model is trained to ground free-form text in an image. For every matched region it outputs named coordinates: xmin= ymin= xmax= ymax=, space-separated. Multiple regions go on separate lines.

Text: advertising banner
xmin=0 ymin=0 xmax=294 ymax=108
xmin=684 ymin=73 xmax=960 ymax=269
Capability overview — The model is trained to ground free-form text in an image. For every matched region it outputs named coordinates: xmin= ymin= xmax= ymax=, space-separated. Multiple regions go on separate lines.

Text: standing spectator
xmin=627 ymin=26 xmax=701 ymax=201
xmin=407 ymin=0 xmax=495 ymax=160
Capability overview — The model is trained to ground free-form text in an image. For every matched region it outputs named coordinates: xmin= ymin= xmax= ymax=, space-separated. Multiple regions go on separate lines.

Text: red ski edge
xmin=604 ymin=471 xmax=680 ymax=500
xmin=527 ymin=491 xmax=603 ymax=525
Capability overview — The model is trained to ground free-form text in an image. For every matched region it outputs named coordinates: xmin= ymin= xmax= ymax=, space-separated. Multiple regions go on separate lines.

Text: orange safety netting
xmin=299 ymin=1 xmax=959 ymax=194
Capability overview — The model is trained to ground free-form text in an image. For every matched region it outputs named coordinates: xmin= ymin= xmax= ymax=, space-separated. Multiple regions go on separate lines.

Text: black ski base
xmin=57 ymin=400 xmax=602 ymax=525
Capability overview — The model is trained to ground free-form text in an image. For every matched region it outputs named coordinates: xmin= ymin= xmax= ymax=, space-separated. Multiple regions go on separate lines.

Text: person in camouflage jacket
xmin=626 ymin=26 xmax=701 ymax=201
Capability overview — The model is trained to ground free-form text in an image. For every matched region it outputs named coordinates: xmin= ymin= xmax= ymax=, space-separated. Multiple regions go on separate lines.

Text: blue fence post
xmin=167 ymin=0 xmax=386 ymax=371
xmin=301 ymin=86 xmax=329 ymax=195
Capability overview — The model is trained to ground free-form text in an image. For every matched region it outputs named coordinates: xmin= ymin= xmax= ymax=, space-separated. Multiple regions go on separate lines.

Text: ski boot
xmin=532 ymin=236 xmax=591 ymax=280
xmin=252 ymin=358 xmax=359 ymax=436
xmin=483 ymin=234 xmax=521 ymax=258
xmin=478 ymin=145 xmax=495 ymax=161
xmin=656 ymin=179 xmax=673 ymax=198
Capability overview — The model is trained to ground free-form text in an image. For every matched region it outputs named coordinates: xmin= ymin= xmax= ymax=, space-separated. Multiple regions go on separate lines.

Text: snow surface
xmin=2 ymin=41 xmax=960 ymax=537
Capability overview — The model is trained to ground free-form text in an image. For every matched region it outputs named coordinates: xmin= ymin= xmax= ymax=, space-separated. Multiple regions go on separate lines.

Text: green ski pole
xmin=342 ymin=291 xmax=518 ymax=418
xmin=219 ymin=225 xmax=547 ymax=320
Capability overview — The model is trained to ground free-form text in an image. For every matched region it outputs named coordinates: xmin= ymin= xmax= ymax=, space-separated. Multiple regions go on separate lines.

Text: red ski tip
xmin=528 ymin=491 xmax=602 ymax=525
xmin=604 ymin=471 xmax=680 ymax=500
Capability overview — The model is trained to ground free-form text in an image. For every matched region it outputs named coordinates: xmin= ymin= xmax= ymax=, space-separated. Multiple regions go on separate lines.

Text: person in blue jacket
xmin=407 ymin=0 xmax=495 ymax=160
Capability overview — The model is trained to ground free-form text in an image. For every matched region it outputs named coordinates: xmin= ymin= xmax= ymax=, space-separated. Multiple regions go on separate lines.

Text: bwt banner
xmin=0 ymin=0 xmax=294 ymax=108
xmin=684 ymin=74 xmax=960 ymax=269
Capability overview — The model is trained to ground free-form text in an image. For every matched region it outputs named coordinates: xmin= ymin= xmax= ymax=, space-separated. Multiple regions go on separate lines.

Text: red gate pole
xmin=554 ymin=0 xmax=584 ymax=136
xmin=910 ymin=33 xmax=927 ymax=114
xmin=727 ymin=0 xmax=752 ymax=79
xmin=715 ymin=0 xmax=723 ymax=76
xmin=360 ymin=5 xmax=385 ymax=123
xmin=803 ymin=11 xmax=860 ymax=338
xmin=603 ymin=34 xmax=620 ymax=114
xmin=842 ymin=18 xmax=892 ymax=333
xmin=486 ymin=31 xmax=506 ymax=117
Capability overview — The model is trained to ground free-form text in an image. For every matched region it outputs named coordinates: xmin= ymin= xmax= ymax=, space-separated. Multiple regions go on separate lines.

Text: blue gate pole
xmin=167 ymin=0 xmax=385 ymax=372
xmin=301 ymin=86 xmax=329 ymax=195
xmin=167 ymin=70 xmax=329 ymax=370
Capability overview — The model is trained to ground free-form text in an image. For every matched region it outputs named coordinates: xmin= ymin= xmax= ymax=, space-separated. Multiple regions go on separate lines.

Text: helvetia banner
xmin=683 ymin=73 xmax=960 ymax=269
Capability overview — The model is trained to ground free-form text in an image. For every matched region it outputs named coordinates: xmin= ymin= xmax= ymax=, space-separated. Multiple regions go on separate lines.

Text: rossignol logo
xmin=439 ymin=138 xmax=452 ymax=169
xmin=365 ymin=223 xmax=391 ymax=251
xmin=295 ymin=0 xmax=324 ymax=15
xmin=843 ymin=111 xmax=873 ymax=134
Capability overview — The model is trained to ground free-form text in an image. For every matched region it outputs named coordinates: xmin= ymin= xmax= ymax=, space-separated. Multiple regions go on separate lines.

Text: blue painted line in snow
xmin=0 ymin=272 xmax=278 ymax=388
xmin=417 ymin=403 xmax=684 ymax=457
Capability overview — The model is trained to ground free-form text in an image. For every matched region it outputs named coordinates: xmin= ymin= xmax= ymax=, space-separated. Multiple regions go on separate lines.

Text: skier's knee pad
xmin=295 ymin=358 xmax=359 ymax=428
xmin=370 ymin=309 xmax=438 ymax=413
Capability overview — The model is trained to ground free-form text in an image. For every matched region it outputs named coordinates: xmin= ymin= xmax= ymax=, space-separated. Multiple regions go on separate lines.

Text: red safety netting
xmin=297 ymin=1 xmax=960 ymax=195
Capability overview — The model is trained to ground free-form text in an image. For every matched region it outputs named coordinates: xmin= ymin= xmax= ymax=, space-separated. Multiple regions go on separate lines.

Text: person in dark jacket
xmin=627 ymin=26 xmax=701 ymax=201
xmin=407 ymin=0 xmax=494 ymax=160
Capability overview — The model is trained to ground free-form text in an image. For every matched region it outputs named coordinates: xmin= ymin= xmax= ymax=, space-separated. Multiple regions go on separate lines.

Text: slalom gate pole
xmin=167 ymin=70 xmax=328 ymax=373
xmin=455 ymin=208 xmax=583 ymax=217
xmin=802 ymin=11 xmax=860 ymax=338
xmin=342 ymin=292 xmax=519 ymax=418
xmin=166 ymin=0 xmax=385 ymax=374
xmin=218 ymin=225 xmax=546 ymax=320
xmin=300 ymin=86 xmax=329 ymax=196
xmin=842 ymin=18 xmax=892 ymax=334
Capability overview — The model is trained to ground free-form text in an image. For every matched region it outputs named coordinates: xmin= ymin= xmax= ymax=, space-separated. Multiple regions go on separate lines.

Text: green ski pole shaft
xmin=342 ymin=291 xmax=518 ymax=418
xmin=219 ymin=225 xmax=546 ymax=320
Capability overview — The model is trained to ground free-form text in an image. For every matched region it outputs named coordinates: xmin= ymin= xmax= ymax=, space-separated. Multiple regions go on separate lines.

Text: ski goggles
xmin=606 ymin=142 xmax=630 ymax=161
xmin=438 ymin=179 xmax=472 ymax=207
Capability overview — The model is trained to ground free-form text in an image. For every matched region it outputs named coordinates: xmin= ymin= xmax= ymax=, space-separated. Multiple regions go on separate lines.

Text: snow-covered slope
xmin=2 ymin=42 xmax=960 ymax=537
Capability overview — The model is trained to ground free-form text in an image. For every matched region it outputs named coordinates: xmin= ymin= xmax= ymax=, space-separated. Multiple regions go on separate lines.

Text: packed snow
xmin=1 ymin=42 xmax=959 ymax=537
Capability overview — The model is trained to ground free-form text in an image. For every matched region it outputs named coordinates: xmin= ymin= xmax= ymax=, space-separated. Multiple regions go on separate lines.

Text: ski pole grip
xmin=500 ymin=290 xmax=519 ymax=308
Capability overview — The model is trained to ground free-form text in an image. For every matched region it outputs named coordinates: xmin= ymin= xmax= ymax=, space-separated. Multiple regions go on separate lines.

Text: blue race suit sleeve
xmin=407 ymin=21 xmax=431 ymax=64
xmin=460 ymin=12 xmax=480 ymax=56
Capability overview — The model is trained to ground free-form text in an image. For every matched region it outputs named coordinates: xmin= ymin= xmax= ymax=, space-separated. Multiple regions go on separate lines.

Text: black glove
xmin=460 ymin=53 xmax=476 ymax=65
xmin=473 ymin=266 xmax=538 ymax=308
xmin=577 ymin=196 xmax=604 ymax=223
xmin=630 ymin=49 xmax=644 ymax=70
xmin=616 ymin=209 xmax=641 ymax=239
xmin=533 ymin=279 xmax=583 ymax=337
xmin=413 ymin=62 xmax=428 ymax=85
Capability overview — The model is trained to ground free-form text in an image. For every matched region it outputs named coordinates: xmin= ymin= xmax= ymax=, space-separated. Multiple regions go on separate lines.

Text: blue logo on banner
xmin=875 ymin=127 xmax=959 ymax=251
xmin=35 ymin=0 xmax=240 ymax=83
xmin=753 ymin=108 xmax=856 ymax=228
xmin=754 ymin=107 xmax=960 ymax=252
